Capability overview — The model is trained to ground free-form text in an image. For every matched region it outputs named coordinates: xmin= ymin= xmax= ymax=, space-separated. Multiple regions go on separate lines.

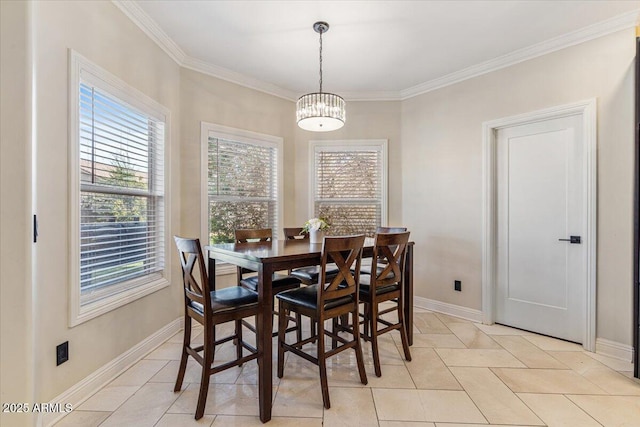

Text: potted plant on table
xmin=302 ymin=217 xmax=330 ymax=243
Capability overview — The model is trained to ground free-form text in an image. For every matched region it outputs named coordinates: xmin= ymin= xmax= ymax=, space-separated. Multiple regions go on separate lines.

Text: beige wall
xmin=401 ymin=28 xmax=636 ymax=345
xmin=26 ymin=0 xmax=182 ymax=405
xmin=1 ymin=2 xmax=34 ymax=426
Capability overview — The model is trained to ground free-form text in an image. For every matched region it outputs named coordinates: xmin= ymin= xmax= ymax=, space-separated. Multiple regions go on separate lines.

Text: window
xmin=69 ymin=51 xmax=170 ymax=326
xmin=201 ymin=123 xmax=283 ymax=247
xmin=310 ymin=140 xmax=387 ymax=236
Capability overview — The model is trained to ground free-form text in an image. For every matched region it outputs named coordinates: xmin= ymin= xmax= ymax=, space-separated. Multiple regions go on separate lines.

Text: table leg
xmin=404 ymin=244 xmax=414 ymax=346
xmin=257 ymin=264 xmax=273 ymax=423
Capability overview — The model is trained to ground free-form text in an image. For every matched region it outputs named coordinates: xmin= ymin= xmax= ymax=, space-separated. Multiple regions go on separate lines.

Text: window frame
xmin=200 ymin=122 xmax=284 ymax=275
xmin=68 ymin=50 xmax=171 ymax=327
xmin=309 ymin=139 xmax=388 ymax=233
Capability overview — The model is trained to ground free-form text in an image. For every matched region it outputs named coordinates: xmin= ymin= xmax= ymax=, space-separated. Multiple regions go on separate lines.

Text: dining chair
xmin=276 ymin=235 xmax=368 ymax=409
xmin=358 ymin=231 xmax=412 ymax=377
xmin=283 ymin=227 xmax=308 ymax=240
xmin=173 ymin=236 xmax=259 ymax=420
xmin=283 ymin=227 xmax=308 ymax=275
xmin=376 ymin=226 xmax=408 ymax=233
xmin=287 ymin=226 xmax=339 ymax=285
xmin=360 ymin=226 xmax=409 ymax=275
xmin=235 ymin=228 xmax=302 ymax=337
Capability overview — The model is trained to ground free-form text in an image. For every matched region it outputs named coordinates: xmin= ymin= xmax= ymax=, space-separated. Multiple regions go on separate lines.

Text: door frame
xmin=481 ymin=99 xmax=597 ymax=351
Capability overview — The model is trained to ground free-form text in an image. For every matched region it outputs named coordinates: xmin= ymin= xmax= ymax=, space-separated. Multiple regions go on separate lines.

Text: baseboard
xmin=414 ymin=296 xmax=483 ymax=323
xmin=39 ymin=317 xmax=183 ymax=427
xmin=595 ymin=338 xmax=634 ymax=362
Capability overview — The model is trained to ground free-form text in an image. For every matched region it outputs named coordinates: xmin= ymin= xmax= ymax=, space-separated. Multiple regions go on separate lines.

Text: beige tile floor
xmin=54 ymin=307 xmax=640 ymax=427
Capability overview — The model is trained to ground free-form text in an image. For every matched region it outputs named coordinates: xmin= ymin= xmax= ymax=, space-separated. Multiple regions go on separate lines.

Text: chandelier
xmin=296 ymin=21 xmax=345 ymax=132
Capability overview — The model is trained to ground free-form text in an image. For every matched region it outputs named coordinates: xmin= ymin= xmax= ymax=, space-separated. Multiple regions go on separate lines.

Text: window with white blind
xmin=69 ymin=51 xmax=170 ymax=325
xmin=310 ymin=140 xmax=387 ymax=236
xmin=201 ymin=123 xmax=283 ymax=248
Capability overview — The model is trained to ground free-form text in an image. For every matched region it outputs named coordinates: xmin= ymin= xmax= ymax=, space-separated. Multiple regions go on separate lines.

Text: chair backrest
xmin=235 ymin=228 xmax=272 ymax=243
xmin=234 ymin=228 xmax=273 ymax=278
xmin=283 ymin=227 xmax=308 ymax=240
xmin=372 ymin=231 xmax=410 ymax=288
xmin=377 ymin=226 xmax=408 ymax=233
xmin=174 ymin=236 xmax=210 ymax=317
xmin=318 ymin=235 xmax=365 ymax=308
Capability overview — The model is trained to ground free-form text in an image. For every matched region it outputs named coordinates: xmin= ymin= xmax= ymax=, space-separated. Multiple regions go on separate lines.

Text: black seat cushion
xmin=190 ymin=286 xmax=258 ymax=314
xmin=240 ymin=273 xmax=301 ymax=292
xmin=276 ymin=285 xmax=353 ymax=311
xmin=290 ymin=263 xmax=339 ymax=283
xmin=358 ymin=274 xmax=400 ymax=296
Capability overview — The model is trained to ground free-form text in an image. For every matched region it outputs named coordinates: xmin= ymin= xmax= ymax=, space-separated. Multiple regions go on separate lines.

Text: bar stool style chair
xmin=377 ymin=227 xmax=408 ymax=233
xmin=360 ymin=226 xmax=408 ymax=275
xmin=359 ymin=231 xmax=412 ymax=377
xmin=283 ymin=227 xmax=308 ymax=240
xmin=276 ymin=235 xmax=368 ymax=409
xmin=173 ymin=236 xmax=259 ymax=420
xmin=286 ymin=227 xmax=339 ymax=286
xmin=235 ymin=228 xmax=301 ymax=336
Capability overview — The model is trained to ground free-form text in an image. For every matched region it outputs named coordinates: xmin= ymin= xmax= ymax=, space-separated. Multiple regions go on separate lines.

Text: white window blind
xmin=79 ymin=82 xmax=165 ymax=302
xmin=207 ymin=136 xmax=278 ymax=243
xmin=312 ymin=141 xmax=387 ymax=236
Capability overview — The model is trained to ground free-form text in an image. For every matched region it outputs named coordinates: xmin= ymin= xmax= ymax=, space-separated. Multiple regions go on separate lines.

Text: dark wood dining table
xmin=205 ymin=237 xmax=414 ymax=423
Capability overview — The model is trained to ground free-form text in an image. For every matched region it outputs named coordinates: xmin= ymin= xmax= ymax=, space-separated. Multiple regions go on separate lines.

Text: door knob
xmin=558 ymin=236 xmax=581 ymax=244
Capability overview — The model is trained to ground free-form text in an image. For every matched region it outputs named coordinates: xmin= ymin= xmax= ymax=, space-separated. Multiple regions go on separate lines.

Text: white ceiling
xmin=119 ymin=1 xmax=640 ymax=100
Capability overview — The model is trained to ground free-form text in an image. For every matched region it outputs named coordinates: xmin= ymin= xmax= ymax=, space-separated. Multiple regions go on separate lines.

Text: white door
xmin=496 ymin=114 xmax=586 ymax=343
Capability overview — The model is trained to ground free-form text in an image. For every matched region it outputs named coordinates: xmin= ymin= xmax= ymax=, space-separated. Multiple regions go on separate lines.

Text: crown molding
xmin=113 ymin=1 xmax=638 ymax=103
xmin=338 ymin=91 xmax=403 ymax=102
xmin=182 ymin=56 xmax=297 ymax=101
xmin=400 ymin=9 xmax=639 ymax=100
xmin=112 ymin=0 xmax=186 ymax=64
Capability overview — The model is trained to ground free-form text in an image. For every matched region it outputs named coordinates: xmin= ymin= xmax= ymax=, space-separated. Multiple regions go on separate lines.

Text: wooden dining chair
xmin=283 ymin=227 xmax=308 ymax=240
xmin=276 ymin=235 xmax=368 ymax=409
xmin=235 ymin=228 xmax=302 ymax=337
xmin=287 ymin=226 xmax=339 ymax=286
xmin=359 ymin=231 xmax=412 ymax=377
xmin=173 ymin=236 xmax=259 ymax=420
xmin=377 ymin=226 xmax=408 ymax=233
xmin=360 ymin=226 xmax=409 ymax=275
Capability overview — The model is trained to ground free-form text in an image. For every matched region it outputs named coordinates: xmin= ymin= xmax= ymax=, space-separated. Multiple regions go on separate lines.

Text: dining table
xmin=205 ymin=237 xmax=414 ymax=423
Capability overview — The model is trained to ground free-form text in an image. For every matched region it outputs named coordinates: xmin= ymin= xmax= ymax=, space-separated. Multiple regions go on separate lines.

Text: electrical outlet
xmin=56 ymin=341 xmax=69 ymax=366
xmin=454 ymin=280 xmax=462 ymax=292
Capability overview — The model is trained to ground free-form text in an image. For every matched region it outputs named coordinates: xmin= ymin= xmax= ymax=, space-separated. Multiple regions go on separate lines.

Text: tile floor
xmin=54 ymin=307 xmax=640 ymax=427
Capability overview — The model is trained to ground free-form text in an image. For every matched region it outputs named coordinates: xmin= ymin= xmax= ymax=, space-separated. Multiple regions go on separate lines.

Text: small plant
xmin=301 ymin=217 xmax=330 ymax=234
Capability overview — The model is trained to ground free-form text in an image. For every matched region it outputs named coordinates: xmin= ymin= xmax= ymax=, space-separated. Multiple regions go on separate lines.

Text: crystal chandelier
xmin=296 ymin=22 xmax=345 ymax=132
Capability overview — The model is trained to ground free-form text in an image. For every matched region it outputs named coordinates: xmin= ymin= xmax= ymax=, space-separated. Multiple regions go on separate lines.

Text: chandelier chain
xmin=319 ymin=29 xmax=323 ymax=93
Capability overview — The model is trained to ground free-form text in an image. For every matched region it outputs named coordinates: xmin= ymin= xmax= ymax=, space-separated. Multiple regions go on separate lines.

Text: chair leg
xmin=277 ymin=304 xmax=288 ymax=379
xmin=195 ymin=327 xmax=214 ymax=420
xmin=317 ymin=319 xmax=331 ymax=409
xmin=296 ymin=313 xmax=302 ymax=342
xmin=310 ymin=319 xmax=317 ymax=342
xmin=331 ymin=317 xmax=338 ymax=350
xmin=370 ymin=301 xmax=382 ymax=377
xmin=397 ymin=297 xmax=412 ymax=362
xmin=235 ymin=319 xmax=243 ymax=366
xmin=352 ymin=310 xmax=368 ymax=385
xmin=174 ymin=315 xmax=191 ymax=392
xmin=363 ymin=303 xmax=370 ymax=338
